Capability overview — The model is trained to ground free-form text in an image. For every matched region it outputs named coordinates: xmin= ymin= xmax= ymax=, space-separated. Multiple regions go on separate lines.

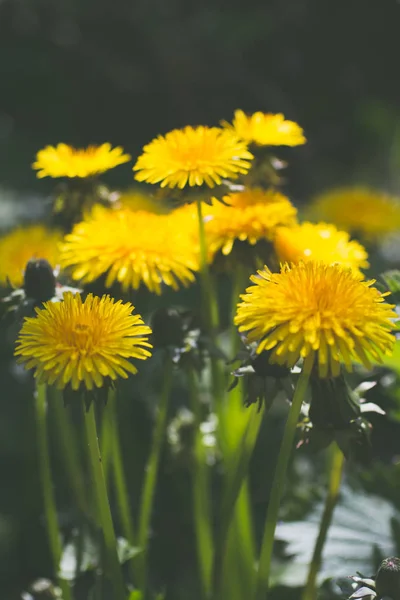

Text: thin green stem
xmin=108 ymin=388 xmax=137 ymax=584
xmin=255 ymin=369 xmax=310 ymax=600
xmin=196 ymin=199 xmax=220 ymax=334
xmin=83 ymin=403 xmax=126 ymax=600
xmin=137 ymin=358 xmax=173 ymax=595
xmin=34 ymin=383 xmax=72 ymax=600
xmin=188 ymin=369 xmax=213 ymax=600
xmin=52 ymin=391 xmax=89 ymax=516
xmin=212 ymin=405 xmax=263 ymax=598
xmin=302 ymin=444 xmax=344 ymax=600
xmin=100 ymin=408 xmax=113 ymax=488
xmin=195 ymin=199 xmax=225 ymax=415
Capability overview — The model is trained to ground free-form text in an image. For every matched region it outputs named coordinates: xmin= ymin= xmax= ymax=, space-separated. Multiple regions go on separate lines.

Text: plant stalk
xmin=35 ymin=383 xmax=72 ymax=600
xmin=302 ymin=444 xmax=344 ymax=600
xmin=137 ymin=358 xmax=173 ymax=595
xmin=83 ymin=402 xmax=126 ymax=600
xmin=188 ymin=369 xmax=213 ymax=600
xmin=108 ymin=388 xmax=137 ymax=584
xmin=255 ymin=369 xmax=310 ymax=600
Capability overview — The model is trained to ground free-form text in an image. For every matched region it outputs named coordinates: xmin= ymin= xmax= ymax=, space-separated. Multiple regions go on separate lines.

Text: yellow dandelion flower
xmin=33 ymin=143 xmax=131 ymax=179
xmin=274 ymin=222 xmax=369 ymax=275
xmin=117 ymin=189 xmax=168 ymax=213
xmin=60 ymin=206 xmax=199 ymax=294
xmin=0 ymin=225 xmax=62 ymax=288
xmin=203 ymin=188 xmax=298 ymax=257
xmin=235 ymin=262 xmax=396 ymax=378
xmin=133 ymin=126 xmax=253 ymax=189
xmin=308 ymin=187 xmax=400 ymax=240
xmin=222 ymin=110 xmax=306 ymax=146
xmin=15 ymin=292 xmax=152 ymax=390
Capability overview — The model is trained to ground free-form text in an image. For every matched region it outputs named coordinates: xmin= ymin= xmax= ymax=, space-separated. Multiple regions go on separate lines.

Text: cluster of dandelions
xmin=2 ymin=107 xmax=400 ymax=600
xmin=0 ymin=109 xmax=397 ymax=392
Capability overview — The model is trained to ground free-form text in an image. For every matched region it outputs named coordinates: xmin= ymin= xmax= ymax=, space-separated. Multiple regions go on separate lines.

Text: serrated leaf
xmin=274 ymin=486 xmax=398 ymax=587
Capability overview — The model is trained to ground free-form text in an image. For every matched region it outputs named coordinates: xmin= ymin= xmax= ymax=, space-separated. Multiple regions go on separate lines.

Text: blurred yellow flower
xmin=274 ymin=222 xmax=369 ymax=275
xmin=133 ymin=126 xmax=253 ymax=189
xmin=60 ymin=206 xmax=199 ymax=294
xmin=0 ymin=225 xmax=62 ymax=288
xmin=222 ymin=110 xmax=306 ymax=146
xmin=308 ymin=187 xmax=400 ymax=240
xmin=15 ymin=292 xmax=152 ymax=390
xmin=235 ymin=262 xmax=396 ymax=378
xmin=33 ymin=143 xmax=131 ymax=178
xmin=204 ymin=188 xmax=298 ymax=257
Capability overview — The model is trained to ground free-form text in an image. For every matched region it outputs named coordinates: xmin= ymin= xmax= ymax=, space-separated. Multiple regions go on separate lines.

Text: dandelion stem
xmin=83 ymin=402 xmax=126 ymax=600
xmin=52 ymin=390 xmax=89 ymax=517
xmin=212 ymin=405 xmax=263 ymax=599
xmin=188 ymin=369 xmax=213 ymax=600
xmin=137 ymin=357 xmax=173 ymax=595
xmin=255 ymin=369 xmax=310 ymax=600
xmin=108 ymin=388 xmax=137 ymax=584
xmin=34 ymin=383 xmax=72 ymax=600
xmin=195 ymin=199 xmax=225 ymax=406
xmin=196 ymin=199 xmax=220 ymax=336
xmin=302 ymin=444 xmax=344 ymax=600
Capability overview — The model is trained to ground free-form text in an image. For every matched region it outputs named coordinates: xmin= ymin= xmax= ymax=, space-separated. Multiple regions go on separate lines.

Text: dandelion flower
xmin=235 ymin=262 xmax=396 ymax=378
xmin=15 ymin=292 xmax=152 ymax=390
xmin=133 ymin=126 xmax=253 ymax=189
xmin=204 ymin=188 xmax=298 ymax=257
xmin=0 ymin=225 xmax=62 ymax=288
xmin=274 ymin=222 xmax=369 ymax=275
xmin=60 ymin=206 xmax=199 ymax=294
xmin=308 ymin=187 xmax=400 ymax=240
xmin=222 ymin=110 xmax=306 ymax=147
xmin=33 ymin=143 xmax=131 ymax=179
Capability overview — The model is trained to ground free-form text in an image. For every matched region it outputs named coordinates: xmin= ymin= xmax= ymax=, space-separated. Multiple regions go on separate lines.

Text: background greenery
xmin=1 ymin=0 xmax=400 ymax=598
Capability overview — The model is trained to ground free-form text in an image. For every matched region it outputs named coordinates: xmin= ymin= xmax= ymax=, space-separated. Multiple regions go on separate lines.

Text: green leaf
xmin=274 ymin=486 xmax=398 ymax=587
xmin=381 ymin=270 xmax=400 ymax=294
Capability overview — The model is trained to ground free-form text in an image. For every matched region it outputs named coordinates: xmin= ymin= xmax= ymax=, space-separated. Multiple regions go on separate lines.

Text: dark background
xmin=0 ymin=0 xmax=399 ymax=197
xmin=0 ymin=0 xmax=399 ymax=597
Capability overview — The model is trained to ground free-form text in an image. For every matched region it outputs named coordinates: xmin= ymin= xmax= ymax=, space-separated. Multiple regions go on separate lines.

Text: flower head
xmin=15 ymin=292 xmax=152 ymax=390
xmin=133 ymin=126 xmax=253 ymax=189
xmin=308 ymin=187 xmax=400 ymax=240
xmin=204 ymin=188 xmax=298 ymax=257
xmin=222 ymin=110 xmax=306 ymax=146
xmin=0 ymin=225 xmax=62 ymax=288
xmin=274 ymin=222 xmax=369 ymax=275
xmin=235 ymin=262 xmax=396 ymax=378
xmin=33 ymin=143 xmax=131 ymax=178
xmin=60 ymin=206 xmax=199 ymax=294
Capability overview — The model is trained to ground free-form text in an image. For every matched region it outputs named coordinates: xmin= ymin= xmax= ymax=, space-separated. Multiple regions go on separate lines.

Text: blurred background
xmin=0 ymin=0 xmax=400 ymax=598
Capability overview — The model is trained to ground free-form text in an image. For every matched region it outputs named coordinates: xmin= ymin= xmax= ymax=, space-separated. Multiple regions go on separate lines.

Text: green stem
xmin=52 ymin=391 xmax=89 ymax=516
xmin=100 ymin=407 xmax=113 ymax=488
xmin=83 ymin=403 xmax=126 ymax=600
xmin=195 ymin=199 xmax=225 ymax=414
xmin=302 ymin=444 xmax=344 ymax=600
xmin=108 ymin=388 xmax=137 ymax=584
xmin=34 ymin=383 xmax=72 ymax=600
xmin=137 ymin=358 xmax=173 ymax=595
xmin=196 ymin=199 xmax=220 ymax=335
xmin=188 ymin=369 xmax=213 ymax=599
xmin=255 ymin=369 xmax=310 ymax=600
xmin=212 ymin=405 xmax=263 ymax=598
